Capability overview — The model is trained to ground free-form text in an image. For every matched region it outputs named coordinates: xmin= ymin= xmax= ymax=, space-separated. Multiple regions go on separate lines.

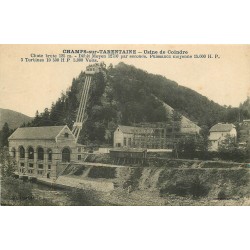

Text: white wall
xmin=113 ymin=128 xmax=124 ymax=147
xmin=209 ymin=128 xmax=237 ymax=151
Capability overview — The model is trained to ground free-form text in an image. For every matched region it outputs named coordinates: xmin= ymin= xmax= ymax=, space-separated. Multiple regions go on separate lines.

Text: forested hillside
xmin=0 ymin=108 xmax=32 ymax=129
xmin=0 ymin=109 xmax=32 ymax=147
xmin=24 ymin=62 xmax=250 ymax=145
xmin=240 ymin=97 xmax=250 ymax=115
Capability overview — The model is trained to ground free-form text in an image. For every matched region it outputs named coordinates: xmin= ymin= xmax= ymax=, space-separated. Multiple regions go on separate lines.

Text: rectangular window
xmin=78 ymin=148 xmax=81 ymax=153
xmin=128 ymin=138 xmax=132 ymax=147
xmin=20 ymin=162 xmax=25 ymax=167
xmin=123 ymin=137 xmax=127 ymax=146
xmin=48 ymin=150 xmax=52 ymax=161
xmin=48 ymin=164 xmax=51 ymax=170
xmin=78 ymin=155 xmax=81 ymax=160
xmin=37 ymin=170 xmax=43 ymax=175
xmin=28 ymin=169 xmax=33 ymax=174
xmin=29 ymin=163 xmax=33 ymax=168
xmin=38 ymin=164 xmax=43 ymax=169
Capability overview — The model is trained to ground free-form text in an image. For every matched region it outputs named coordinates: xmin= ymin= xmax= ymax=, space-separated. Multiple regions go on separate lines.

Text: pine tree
xmin=1 ymin=122 xmax=10 ymax=147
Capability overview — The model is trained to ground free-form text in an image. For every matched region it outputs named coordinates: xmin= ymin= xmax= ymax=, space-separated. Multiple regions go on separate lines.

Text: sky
xmin=0 ymin=44 xmax=249 ymax=117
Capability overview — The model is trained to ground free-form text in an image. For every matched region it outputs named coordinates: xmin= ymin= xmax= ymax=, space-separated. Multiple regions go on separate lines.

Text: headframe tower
xmin=72 ymin=63 xmax=102 ymax=142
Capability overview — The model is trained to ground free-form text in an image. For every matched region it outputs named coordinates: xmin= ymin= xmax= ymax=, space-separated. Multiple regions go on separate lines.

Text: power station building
xmin=8 ymin=64 xmax=103 ymax=179
xmin=8 ymin=125 xmax=82 ymax=178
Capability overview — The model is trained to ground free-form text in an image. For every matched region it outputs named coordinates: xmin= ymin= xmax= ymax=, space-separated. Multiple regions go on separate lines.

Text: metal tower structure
xmin=72 ymin=64 xmax=101 ymax=142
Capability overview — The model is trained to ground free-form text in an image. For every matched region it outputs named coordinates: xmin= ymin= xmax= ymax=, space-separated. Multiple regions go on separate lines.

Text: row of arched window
xmin=11 ymin=146 xmax=71 ymax=162
xmin=12 ymin=146 xmax=53 ymax=161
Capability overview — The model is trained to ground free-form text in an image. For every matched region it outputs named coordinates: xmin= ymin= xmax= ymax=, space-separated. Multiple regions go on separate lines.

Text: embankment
xmin=58 ymin=159 xmax=250 ymax=201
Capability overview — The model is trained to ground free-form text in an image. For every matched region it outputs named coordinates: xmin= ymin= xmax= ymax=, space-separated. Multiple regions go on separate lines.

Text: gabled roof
xmin=210 ymin=123 xmax=235 ymax=132
xmin=8 ymin=125 xmax=68 ymax=140
xmin=117 ymin=125 xmax=153 ymax=134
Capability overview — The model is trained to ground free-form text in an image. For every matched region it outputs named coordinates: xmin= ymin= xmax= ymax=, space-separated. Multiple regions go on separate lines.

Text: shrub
xmin=160 ymin=175 xmax=210 ymax=198
xmin=122 ymin=167 xmax=143 ymax=190
xmin=67 ymin=188 xmax=103 ymax=206
xmin=1 ymin=177 xmax=33 ymax=201
xmin=190 ymin=176 xmax=210 ymax=198
xmin=218 ymin=189 xmax=227 ymax=200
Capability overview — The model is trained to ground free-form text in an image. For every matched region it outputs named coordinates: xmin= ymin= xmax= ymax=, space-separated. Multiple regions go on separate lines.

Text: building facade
xmin=114 ymin=125 xmax=166 ymax=149
xmin=8 ymin=125 xmax=80 ymax=178
xmin=208 ymin=123 xmax=237 ymax=151
xmin=113 ymin=124 xmax=198 ymax=149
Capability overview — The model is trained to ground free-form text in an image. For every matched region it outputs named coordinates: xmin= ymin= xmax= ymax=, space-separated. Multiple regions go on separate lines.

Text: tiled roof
xmin=210 ymin=123 xmax=235 ymax=132
xmin=8 ymin=126 xmax=66 ymax=140
xmin=118 ymin=125 xmax=153 ymax=134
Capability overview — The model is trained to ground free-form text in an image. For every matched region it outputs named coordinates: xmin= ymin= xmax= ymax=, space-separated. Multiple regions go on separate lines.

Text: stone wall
xmin=9 ymin=138 xmax=78 ymax=178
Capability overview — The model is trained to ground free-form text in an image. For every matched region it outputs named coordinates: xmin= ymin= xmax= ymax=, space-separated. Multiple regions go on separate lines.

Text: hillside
xmin=240 ymin=96 xmax=250 ymax=115
xmin=57 ymin=160 xmax=250 ymax=205
xmin=27 ymin=62 xmax=250 ymax=144
xmin=0 ymin=108 xmax=32 ymax=129
xmin=108 ymin=63 xmax=227 ymax=127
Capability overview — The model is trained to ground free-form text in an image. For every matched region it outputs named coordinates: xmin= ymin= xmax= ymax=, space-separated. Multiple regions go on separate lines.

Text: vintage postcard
xmin=0 ymin=44 xmax=249 ymax=206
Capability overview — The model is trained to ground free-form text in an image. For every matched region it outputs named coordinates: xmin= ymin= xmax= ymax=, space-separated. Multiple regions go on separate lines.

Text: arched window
xmin=62 ymin=148 xmax=70 ymax=162
xmin=19 ymin=146 xmax=25 ymax=159
xmin=37 ymin=147 xmax=44 ymax=160
xmin=47 ymin=149 xmax=52 ymax=161
xmin=11 ymin=148 xmax=16 ymax=158
xmin=28 ymin=147 xmax=34 ymax=160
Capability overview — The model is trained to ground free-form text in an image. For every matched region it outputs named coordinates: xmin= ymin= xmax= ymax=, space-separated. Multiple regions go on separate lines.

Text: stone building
xmin=114 ymin=125 xmax=156 ymax=148
xmin=208 ymin=123 xmax=237 ymax=151
xmin=113 ymin=124 xmax=193 ymax=149
xmin=8 ymin=125 xmax=82 ymax=179
xmin=113 ymin=119 xmax=201 ymax=149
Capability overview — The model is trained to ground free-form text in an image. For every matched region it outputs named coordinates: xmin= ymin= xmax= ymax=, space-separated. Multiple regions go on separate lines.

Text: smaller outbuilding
xmin=110 ymin=148 xmax=147 ymax=165
xmin=208 ymin=123 xmax=237 ymax=151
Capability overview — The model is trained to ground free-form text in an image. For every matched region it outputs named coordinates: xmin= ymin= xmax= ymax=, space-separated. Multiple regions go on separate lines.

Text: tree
xmin=218 ymin=134 xmax=248 ymax=161
xmin=218 ymin=134 xmax=237 ymax=153
xmin=108 ymin=63 xmax=113 ymax=70
xmin=177 ymin=136 xmax=197 ymax=157
xmin=171 ymin=110 xmax=182 ymax=133
xmin=0 ymin=122 xmax=10 ymax=147
xmin=0 ymin=148 xmax=17 ymax=177
xmin=198 ymin=125 xmax=210 ymax=153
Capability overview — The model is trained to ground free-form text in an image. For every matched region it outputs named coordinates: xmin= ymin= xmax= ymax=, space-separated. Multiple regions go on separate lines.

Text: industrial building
xmin=8 ymin=64 xmax=102 ymax=179
xmin=113 ymin=123 xmax=199 ymax=150
xmin=8 ymin=125 xmax=84 ymax=178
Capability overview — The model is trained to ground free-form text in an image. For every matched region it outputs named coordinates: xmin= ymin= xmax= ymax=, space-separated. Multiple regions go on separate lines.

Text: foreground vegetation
xmin=0 ymin=148 xmax=106 ymax=206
